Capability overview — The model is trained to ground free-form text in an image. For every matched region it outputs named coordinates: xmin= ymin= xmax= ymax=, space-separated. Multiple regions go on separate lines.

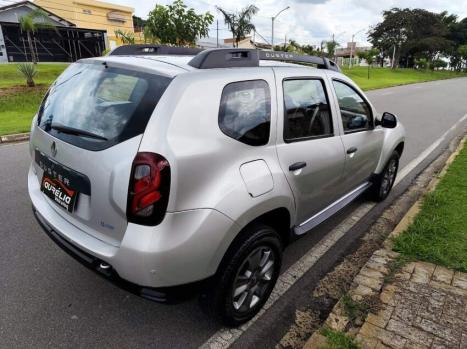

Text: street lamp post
xmin=271 ymin=6 xmax=290 ymax=51
xmin=349 ymin=28 xmax=365 ymax=68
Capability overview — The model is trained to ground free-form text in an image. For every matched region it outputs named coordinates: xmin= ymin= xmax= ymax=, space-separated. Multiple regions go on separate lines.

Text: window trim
xmin=331 ymin=78 xmax=374 ymax=134
xmin=218 ymin=79 xmax=272 ymax=147
xmin=282 ymin=77 xmax=334 ymax=144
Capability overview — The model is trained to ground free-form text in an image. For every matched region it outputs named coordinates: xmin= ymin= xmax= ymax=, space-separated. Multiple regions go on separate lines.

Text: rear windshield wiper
xmin=50 ymin=123 xmax=108 ymax=141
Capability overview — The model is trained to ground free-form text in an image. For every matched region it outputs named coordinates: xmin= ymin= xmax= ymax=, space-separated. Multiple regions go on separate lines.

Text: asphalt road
xmin=1 ymin=78 xmax=467 ymax=348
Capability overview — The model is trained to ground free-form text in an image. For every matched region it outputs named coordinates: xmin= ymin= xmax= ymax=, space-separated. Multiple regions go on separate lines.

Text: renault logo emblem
xmin=51 ymin=141 xmax=57 ymax=157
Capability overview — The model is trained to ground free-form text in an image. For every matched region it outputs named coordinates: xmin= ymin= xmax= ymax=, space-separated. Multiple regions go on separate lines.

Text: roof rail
xmin=109 ymin=44 xmax=203 ymax=56
xmin=109 ymin=45 xmax=340 ymax=72
xmin=187 ymin=48 xmax=340 ymax=72
xmin=258 ymin=51 xmax=340 ymax=72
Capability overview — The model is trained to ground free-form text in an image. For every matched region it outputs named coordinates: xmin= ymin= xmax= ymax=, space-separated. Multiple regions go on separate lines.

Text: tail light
xmin=127 ymin=152 xmax=170 ymax=226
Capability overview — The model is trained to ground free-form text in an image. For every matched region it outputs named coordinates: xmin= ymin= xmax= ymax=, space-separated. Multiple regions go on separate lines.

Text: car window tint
xmin=38 ymin=62 xmax=171 ymax=151
xmin=332 ymin=80 xmax=372 ymax=132
xmin=96 ymin=74 xmax=140 ymax=102
xmin=219 ymin=80 xmax=271 ymax=146
xmin=283 ymin=79 xmax=333 ymax=141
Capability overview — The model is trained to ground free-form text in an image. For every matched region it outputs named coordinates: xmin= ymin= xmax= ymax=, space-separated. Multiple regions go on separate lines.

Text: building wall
xmin=34 ymin=0 xmax=134 ymax=48
xmin=0 ymin=25 xmax=7 ymax=62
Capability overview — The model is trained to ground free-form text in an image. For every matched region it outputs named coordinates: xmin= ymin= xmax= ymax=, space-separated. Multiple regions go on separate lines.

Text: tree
xmin=217 ymin=5 xmax=258 ymax=47
xmin=274 ymin=40 xmax=319 ymax=56
xmin=19 ymin=9 xmax=56 ymax=64
xmin=458 ymin=45 xmax=467 ymax=70
xmin=114 ymin=29 xmax=135 ymax=44
xmin=358 ymin=48 xmax=379 ymax=79
xmin=432 ymin=58 xmax=447 ymax=70
xmin=369 ymin=8 xmax=454 ymax=69
xmin=145 ymin=0 xmax=213 ymax=46
xmin=325 ymin=40 xmax=339 ymax=59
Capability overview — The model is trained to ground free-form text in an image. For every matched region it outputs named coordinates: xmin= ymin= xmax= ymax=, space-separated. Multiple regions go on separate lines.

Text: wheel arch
xmin=212 ymin=207 xmax=292 ymax=276
xmin=374 ymin=123 xmax=406 ymax=174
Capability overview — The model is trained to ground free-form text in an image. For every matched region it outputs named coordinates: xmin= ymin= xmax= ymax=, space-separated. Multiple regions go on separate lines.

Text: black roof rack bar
xmin=109 ymin=44 xmax=204 ymax=56
xmin=258 ymin=51 xmax=340 ymax=72
xmin=187 ymin=48 xmax=340 ymax=72
xmin=109 ymin=45 xmax=340 ymax=72
xmin=188 ymin=48 xmax=259 ymax=69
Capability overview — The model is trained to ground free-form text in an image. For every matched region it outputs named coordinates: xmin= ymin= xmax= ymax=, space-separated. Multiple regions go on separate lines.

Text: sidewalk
xmin=305 ymin=138 xmax=467 ymax=349
xmin=306 ymin=252 xmax=467 ymax=349
xmin=357 ymin=259 xmax=466 ymax=348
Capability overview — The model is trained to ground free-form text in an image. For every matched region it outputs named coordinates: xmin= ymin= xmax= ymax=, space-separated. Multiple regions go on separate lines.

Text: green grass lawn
xmin=342 ymin=66 xmax=467 ymax=91
xmin=393 ymin=143 xmax=467 ymax=272
xmin=0 ymin=63 xmax=68 ymax=135
xmin=0 ymin=63 xmax=68 ymax=88
xmin=0 ymin=86 xmax=48 ymax=135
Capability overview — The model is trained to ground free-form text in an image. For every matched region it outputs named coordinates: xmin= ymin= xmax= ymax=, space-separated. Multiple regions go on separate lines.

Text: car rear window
xmin=37 ymin=61 xmax=172 ymax=151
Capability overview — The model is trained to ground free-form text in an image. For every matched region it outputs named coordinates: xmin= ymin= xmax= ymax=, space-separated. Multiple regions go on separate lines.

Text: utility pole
xmin=391 ymin=44 xmax=396 ymax=68
xmin=271 ymin=6 xmax=290 ymax=51
xmin=349 ymin=28 xmax=365 ymax=69
xmin=216 ymin=20 xmax=219 ymax=48
xmin=271 ymin=18 xmax=275 ymax=50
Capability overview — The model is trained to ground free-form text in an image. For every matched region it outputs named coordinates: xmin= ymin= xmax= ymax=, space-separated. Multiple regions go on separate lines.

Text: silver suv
xmin=28 ymin=46 xmax=405 ymax=325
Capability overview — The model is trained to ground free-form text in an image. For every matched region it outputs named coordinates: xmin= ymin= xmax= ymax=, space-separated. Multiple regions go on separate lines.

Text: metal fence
xmin=0 ymin=22 xmax=106 ymax=62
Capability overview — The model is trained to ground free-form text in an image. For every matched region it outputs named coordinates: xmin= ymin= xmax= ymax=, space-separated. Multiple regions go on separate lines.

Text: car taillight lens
xmin=127 ymin=152 xmax=170 ymax=226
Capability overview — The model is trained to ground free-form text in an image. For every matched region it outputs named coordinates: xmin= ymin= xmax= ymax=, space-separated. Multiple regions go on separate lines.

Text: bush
xmin=414 ymin=58 xmax=429 ymax=70
xmin=432 ymin=59 xmax=447 ymax=70
xmin=17 ymin=63 xmax=37 ymax=87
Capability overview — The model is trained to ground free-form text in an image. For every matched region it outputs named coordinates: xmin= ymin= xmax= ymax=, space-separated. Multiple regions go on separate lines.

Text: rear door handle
xmin=346 ymin=147 xmax=358 ymax=154
xmin=289 ymin=162 xmax=307 ymax=171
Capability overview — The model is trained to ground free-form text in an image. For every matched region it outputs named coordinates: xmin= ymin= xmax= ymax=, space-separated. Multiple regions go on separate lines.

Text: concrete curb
xmin=0 ymin=132 xmax=30 ymax=144
xmin=305 ymin=136 xmax=466 ymax=349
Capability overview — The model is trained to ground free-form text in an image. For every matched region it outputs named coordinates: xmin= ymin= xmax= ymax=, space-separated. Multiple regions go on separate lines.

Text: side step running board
xmin=293 ymin=182 xmax=372 ymax=236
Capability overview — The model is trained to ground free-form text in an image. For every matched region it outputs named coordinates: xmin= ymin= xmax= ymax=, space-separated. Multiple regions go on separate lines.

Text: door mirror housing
xmin=381 ymin=112 xmax=397 ymax=128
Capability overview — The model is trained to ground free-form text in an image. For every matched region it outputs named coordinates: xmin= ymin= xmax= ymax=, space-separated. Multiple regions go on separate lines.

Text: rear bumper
xmin=33 ymin=206 xmax=186 ymax=302
xmin=28 ymin=164 xmax=239 ymax=291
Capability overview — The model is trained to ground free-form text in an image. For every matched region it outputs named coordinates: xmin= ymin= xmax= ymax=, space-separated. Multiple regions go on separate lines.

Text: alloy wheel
xmin=232 ymin=246 xmax=276 ymax=313
xmin=380 ymin=158 xmax=397 ymax=197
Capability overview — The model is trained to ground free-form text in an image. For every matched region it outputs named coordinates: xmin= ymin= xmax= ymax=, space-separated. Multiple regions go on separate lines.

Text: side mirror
xmin=381 ymin=112 xmax=397 ymax=128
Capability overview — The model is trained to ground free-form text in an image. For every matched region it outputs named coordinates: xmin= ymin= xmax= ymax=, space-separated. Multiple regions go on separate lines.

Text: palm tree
xmin=19 ymin=9 xmax=56 ymax=64
xmin=115 ymin=29 xmax=136 ymax=44
xmin=216 ymin=5 xmax=258 ymax=47
xmin=325 ymin=40 xmax=339 ymax=60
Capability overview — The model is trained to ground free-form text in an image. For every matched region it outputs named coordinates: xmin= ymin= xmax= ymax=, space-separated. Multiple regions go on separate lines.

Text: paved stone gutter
xmin=305 ymin=138 xmax=466 ymax=349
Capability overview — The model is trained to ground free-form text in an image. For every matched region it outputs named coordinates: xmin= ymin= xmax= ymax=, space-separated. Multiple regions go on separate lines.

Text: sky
xmin=113 ymin=0 xmax=467 ymax=47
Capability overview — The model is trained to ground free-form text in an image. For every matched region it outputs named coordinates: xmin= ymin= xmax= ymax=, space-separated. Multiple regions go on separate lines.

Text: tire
xmin=370 ymin=150 xmax=400 ymax=201
xmin=202 ymin=224 xmax=283 ymax=326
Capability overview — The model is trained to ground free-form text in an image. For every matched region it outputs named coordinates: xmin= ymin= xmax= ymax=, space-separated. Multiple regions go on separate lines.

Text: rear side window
xmin=218 ymin=80 xmax=271 ymax=146
xmin=38 ymin=62 xmax=172 ymax=151
xmin=283 ymin=79 xmax=333 ymax=142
